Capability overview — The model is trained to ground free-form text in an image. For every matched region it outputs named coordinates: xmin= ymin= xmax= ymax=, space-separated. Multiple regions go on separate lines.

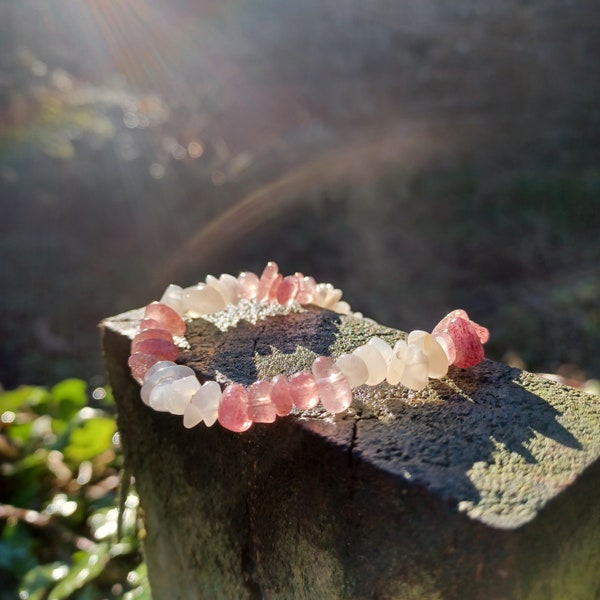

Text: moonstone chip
xmin=332 ymin=301 xmax=351 ymax=315
xmin=389 ymin=340 xmax=409 ymax=386
xmin=131 ymin=338 xmax=179 ymax=361
xmin=183 ymin=283 xmax=227 ymax=316
xmin=144 ymin=360 xmax=178 ymax=382
xmin=270 ymin=375 xmax=293 ymax=416
xmin=182 ymin=403 xmax=203 ymax=429
xmin=367 ymin=337 xmax=394 ymax=363
xmin=219 ymin=274 xmax=240 ymax=305
xmin=256 ymin=261 xmax=279 ymax=303
xmin=312 ymin=356 xmax=353 ymax=414
xmin=140 ymin=364 xmax=196 ymax=404
xmin=289 ymin=372 xmax=320 ymax=410
xmin=188 ymin=381 xmax=222 ymax=427
xmin=139 ymin=318 xmax=161 ymax=331
xmin=313 ymin=284 xmax=342 ymax=309
xmin=400 ymin=344 xmax=429 ymax=391
xmin=159 ymin=284 xmax=184 ymax=314
xmin=128 ymin=352 xmax=161 ymax=384
xmin=248 ymin=381 xmax=277 ymax=423
xmin=237 ymin=271 xmax=259 ymax=300
xmin=407 ymin=330 xmax=449 ymax=379
xmin=434 ymin=332 xmax=456 ymax=365
xmin=167 ymin=375 xmax=201 ymax=415
xmin=352 ymin=344 xmax=387 ymax=386
xmin=335 ymin=353 xmax=369 ymax=388
xmin=148 ymin=380 xmax=174 ymax=411
xmin=144 ymin=302 xmax=186 ymax=336
xmin=277 ymin=275 xmax=299 ymax=306
xmin=296 ymin=275 xmax=316 ymax=304
xmin=433 ymin=315 xmax=484 ymax=368
xmin=218 ymin=383 xmax=253 ymax=432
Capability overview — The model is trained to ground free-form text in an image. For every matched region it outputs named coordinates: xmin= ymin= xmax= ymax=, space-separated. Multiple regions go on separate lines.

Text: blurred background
xmin=1 ymin=0 xmax=599 ymax=390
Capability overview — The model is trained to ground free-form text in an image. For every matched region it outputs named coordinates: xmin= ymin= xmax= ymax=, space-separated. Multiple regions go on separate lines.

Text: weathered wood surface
xmin=101 ymin=304 xmax=600 ymax=600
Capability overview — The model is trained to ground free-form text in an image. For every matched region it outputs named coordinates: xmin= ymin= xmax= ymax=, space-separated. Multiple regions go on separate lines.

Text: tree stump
xmin=101 ymin=304 xmax=600 ymax=599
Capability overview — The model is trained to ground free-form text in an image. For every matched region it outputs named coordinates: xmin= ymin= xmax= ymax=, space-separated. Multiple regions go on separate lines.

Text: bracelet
xmin=128 ymin=261 xmax=489 ymax=433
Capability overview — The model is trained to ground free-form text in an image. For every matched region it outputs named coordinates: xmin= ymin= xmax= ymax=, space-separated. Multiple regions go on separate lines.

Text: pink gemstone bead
xmin=132 ymin=328 xmax=173 ymax=345
xmin=144 ymin=302 xmax=186 ymax=336
xmin=256 ymin=261 xmax=279 ymax=303
xmin=128 ymin=352 xmax=162 ymax=384
xmin=297 ymin=275 xmax=316 ymax=305
xmin=131 ymin=338 xmax=179 ymax=361
xmin=268 ymin=273 xmax=283 ymax=303
xmin=438 ymin=309 xmax=490 ymax=344
xmin=140 ymin=318 xmax=161 ymax=331
xmin=218 ymin=383 xmax=253 ymax=432
xmin=288 ymin=371 xmax=319 ymax=410
xmin=270 ymin=375 xmax=293 ymax=416
xmin=276 ymin=275 xmax=299 ymax=306
xmin=433 ymin=315 xmax=484 ymax=368
xmin=237 ymin=271 xmax=260 ymax=300
xmin=312 ymin=356 xmax=353 ymax=414
xmin=248 ymin=381 xmax=277 ymax=423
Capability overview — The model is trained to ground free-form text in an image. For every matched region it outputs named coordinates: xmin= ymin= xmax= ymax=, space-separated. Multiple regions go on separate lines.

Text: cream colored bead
xmin=183 ymin=283 xmax=227 ymax=316
xmin=335 ymin=353 xmax=369 ymax=388
xmin=352 ymin=344 xmax=387 ymax=385
xmin=407 ymin=330 xmax=449 ymax=379
xmin=400 ymin=344 xmax=429 ymax=391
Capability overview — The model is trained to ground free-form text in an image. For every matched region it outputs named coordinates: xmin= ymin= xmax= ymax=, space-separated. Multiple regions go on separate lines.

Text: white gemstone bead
xmin=141 ymin=364 xmax=195 ymax=405
xmin=182 ymin=403 xmax=203 ymax=429
xmin=183 ymin=283 xmax=227 ymax=316
xmin=189 ymin=380 xmax=222 ymax=427
xmin=160 ymin=284 xmax=184 ymax=314
xmin=400 ymin=344 xmax=429 ymax=391
xmin=367 ymin=337 xmax=394 ymax=363
xmin=387 ymin=339 xmax=408 ymax=385
xmin=144 ymin=360 xmax=178 ymax=383
xmin=332 ymin=301 xmax=351 ymax=315
xmin=407 ymin=330 xmax=449 ymax=379
xmin=168 ymin=375 xmax=201 ymax=415
xmin=335 ymin=353 xmax=369 ymax=388
xmin=352 ymin=344 xmax=387 ymax=385
xmin=148 ymin=381 xmax=173 ymax=411
xmin=219 ymin=274 xmax=241 ymax=305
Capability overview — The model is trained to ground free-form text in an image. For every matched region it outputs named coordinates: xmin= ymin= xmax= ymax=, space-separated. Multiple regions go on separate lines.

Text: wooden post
xmin=101 ymin=305 xmax=600 ymax=599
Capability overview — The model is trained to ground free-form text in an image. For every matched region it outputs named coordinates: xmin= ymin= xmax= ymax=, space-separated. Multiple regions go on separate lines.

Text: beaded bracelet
xmin=128 ymin=261 xmax=489 ymax=433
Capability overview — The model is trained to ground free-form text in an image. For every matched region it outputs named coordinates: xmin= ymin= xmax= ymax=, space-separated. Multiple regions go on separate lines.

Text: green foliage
xmin=0 ymin=380 xmax=149 ymax=600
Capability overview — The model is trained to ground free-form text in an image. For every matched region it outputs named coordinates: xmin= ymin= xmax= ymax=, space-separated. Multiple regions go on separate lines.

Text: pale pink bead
xmin=288 ymin=371 xmax=319 ymax=410
xmin=296 ymin=275 xmax=316 ymax=305
xmin=270 ymin=375 xmax=293 ymax=416
xmin=312 ymin=356 xmax=353 ymax=414
xmin=140 ymin=318 xmax=161 ymax=331
xmin=248 ymin=381 xmax=277 ymax=423
xmin=218 ymin=383 xmax=253 ymax=433
xmin=144 ymin=302 xmax=186 ymax=336
xmin=335 ymin=353 xmax=369 ymax=388
xmin=256 ymin=261 xmax=279 ymax=302
xmin=277 ymin=275 xmax=300 ymax=306
xmin=132 ymin=328 xmax=174 ymax=346
xmin=434 ymin=332 xmax=456 ymax=366
xmin=268 ymin=273 xmax=283 ymax=303
xmin=237 ymin=271 xmax=260 ymax=300
xmin=128 ymin=352 xmax=161 ymax=384
xmin=131 ymin=338 xmax=179 ymax=361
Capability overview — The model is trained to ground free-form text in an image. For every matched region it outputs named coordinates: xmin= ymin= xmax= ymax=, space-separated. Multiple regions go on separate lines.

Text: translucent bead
xmin=185 ymin=380 xmax=222 ymax=427
xmin=141 ymin=364 xmax=196 ymax=405
xmin=130 ymin=338 xmax=178 ymax=361
xmin=160 ymin=284 xmax=184 ymax=314
xmin=407 ymin=330 xmax=449 ymax=379
xmin=296 ymin=275 xmax=316 ymax=304
xmin=237 ymin=271 xmax=259 ymax=300
xmin=312 ymin=356 xmax=353 ymax=414
xmin=139 ymin=318 xmax=161 ymax=331
xmin=256 ymin=261 xmax=279 ymax=303
xmin=332 ymin=301 xmax=351 ymax=315
xmin=144 ymin=302 xmax=186 ymax=336
xmin=388 ymin=340 xmax=408 ymax=386
xmin=277 ymin=275 xmax=299 ymax=306
xmin=270 ymin=375 xmax=293 ymax=416
xmin=434 ymin=332 xmax=456 ymax=365
xmin=288 ymin=372 xmax=319 ymax=410
xmin=313 ymin=284 xmax=342 ymax=309
xmin=432 ymin=314 xmax=484 ymax=368
xmin=335 ymin=353 xmax=369 ymax=388
xmin=267 ymin=273 xmax=283 ymax=303
xmin=248 ymin=381 xmax=276 ymax=423
xmin=128 ymin=352 xmax=161 ymax=385
xmin=148 ymin=380 xmax=174 ymax=411
xmin=367 ymin=337 xmax=394 ymax=363
xmin=132 ymin=328 xmax=173 ymax=346
xmin=183 ymin=283 xmax=227 ymax=316
xmin=219 ymin=274 xmax=240 ymax=305
xmin=400 ymin=344 xmax=429 ymax=391
xmin=352 ymin=344 xmax=387 ymax=385
xmin=144 ymin=360 xmax=178 ymax=382
xmin=167 ymin=375 xmax=201 ymax=415
xmin=218 ymin=383 xmax=253 ymax=432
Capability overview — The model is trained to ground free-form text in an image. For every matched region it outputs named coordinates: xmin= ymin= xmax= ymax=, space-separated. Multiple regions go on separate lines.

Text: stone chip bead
xmin=184 ymin=381 xmax=222 ymax=428
xmin=352 ymin=344 xmax=387 ymax=386
xmin=312 ymin=356 xmax=353 ymax=414
xmin=270 ymin=375 xmax=294 ymax=416
xmin=335 ymin=353 xmax=369 ymax=388
xmin=183 ymin=283 xmax=227 ymax=316
xmin=218 ymin=383 xmax=253 ymax=433
xmin=432 ymin=310 xmax=486 ymax=368
xmin=167 ymin=376 xmax=201 ymax=415
xmin=256 ymin=261 xmax=279 ymax=303
xmin=407 ymin=330 xmax=449 ymax=379
xmin=399 ymin=344 xmax=429 ymax=391
xmin=237 ymin=271 xmax=260 ymax=300
xmin=277 ymin=275 xmax=300 ymax=306
xmin=288 ymin=371 xmax=320 ymax=410
xmin=130 ymin=338 xmax=179 ymax=361
xmin=248 ymin=381 xmax=277 ymax=423
xmin=144 ymin=301 xmax=186 ymax=336
xmin=159 ymin=284 xmax=184 ymax=314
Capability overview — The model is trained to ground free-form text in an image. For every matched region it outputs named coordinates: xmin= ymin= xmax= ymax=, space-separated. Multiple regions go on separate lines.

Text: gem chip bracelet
xmin=128 ymin=261 xmax=489 ymax=433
